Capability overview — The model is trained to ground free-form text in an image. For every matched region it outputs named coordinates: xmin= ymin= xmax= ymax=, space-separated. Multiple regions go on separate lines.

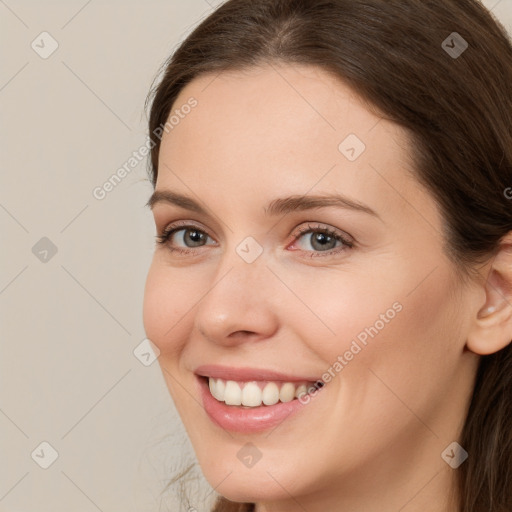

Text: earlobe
xmin=466 ymin=235 xmax=512 ymax=356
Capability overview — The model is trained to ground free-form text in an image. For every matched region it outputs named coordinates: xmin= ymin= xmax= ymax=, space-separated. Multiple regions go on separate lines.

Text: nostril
xmin=230 ymin=330 xmax=254 ymax=338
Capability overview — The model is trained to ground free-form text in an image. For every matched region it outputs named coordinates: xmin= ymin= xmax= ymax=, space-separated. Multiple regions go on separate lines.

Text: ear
xmin=466 ymin=233 xmax=512 ymax=356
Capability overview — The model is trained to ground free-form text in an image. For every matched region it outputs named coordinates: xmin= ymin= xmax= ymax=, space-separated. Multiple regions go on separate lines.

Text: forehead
xmin=165 ymin=63 xmax=397 ymax=153
xmin=156 ymin=64 xmax=420 ymax=219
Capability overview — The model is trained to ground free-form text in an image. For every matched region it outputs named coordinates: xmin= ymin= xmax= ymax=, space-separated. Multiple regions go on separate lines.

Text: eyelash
xmin=155 ymin=221 xmax=354 ymax=258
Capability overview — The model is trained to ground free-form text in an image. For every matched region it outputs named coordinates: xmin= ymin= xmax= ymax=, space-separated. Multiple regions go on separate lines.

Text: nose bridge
xmin=210 ymin=231 xmax=270 ymax=298
xmin=193 ymin=238 xmax=279 ymax=344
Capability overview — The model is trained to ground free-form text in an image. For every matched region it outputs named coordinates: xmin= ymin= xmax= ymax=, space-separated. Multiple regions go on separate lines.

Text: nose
xmin=193 ymin=251 xmax=280 ymax=348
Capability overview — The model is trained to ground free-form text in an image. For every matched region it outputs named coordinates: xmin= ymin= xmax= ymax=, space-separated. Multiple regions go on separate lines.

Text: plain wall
xmin=1 ymin=1 xmax=511 ymax=511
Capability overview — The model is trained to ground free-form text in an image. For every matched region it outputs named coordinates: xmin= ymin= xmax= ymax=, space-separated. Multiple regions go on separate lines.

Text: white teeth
xmin=279 ymin=382 xmax=295 ymax=402
xmin=242 ymin=382 xmax=261 ymax=406
xmin=215 ymin=378 xmax=225 ymax=400
xmin=224 ymin=380 xmax=242 ymax=405
xmin=295 ymin=384 xmax=307 ymax=398
xmin=208 ymin=377 xmax=216 ymax=398
xmin=207 ymin=377 xmax=321 ymax=407
xmin=209 ymin=378 xmax=225 ymax=401
xmin=262 ymin=382 xmax=279 ymax=405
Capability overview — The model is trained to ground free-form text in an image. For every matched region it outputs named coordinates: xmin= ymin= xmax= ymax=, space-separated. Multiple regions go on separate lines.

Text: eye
xmin=289 ymin=223 xmax=354 ymax=258
xmin=156 ymin=221 xmax=215 ymax=255
xmin=155 ymin=221 xmax=354 ymax=258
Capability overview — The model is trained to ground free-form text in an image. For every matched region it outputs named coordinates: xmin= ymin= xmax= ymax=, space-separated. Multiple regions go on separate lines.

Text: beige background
xmin=1 ymin=1 xmax=511 ymax=511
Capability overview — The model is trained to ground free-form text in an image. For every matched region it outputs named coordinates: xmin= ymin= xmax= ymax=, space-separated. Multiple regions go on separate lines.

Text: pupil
xmin=312 ymin=233 xmax=334 ymax=251
xmin=187 ymin=230 xmax=204 ymax=246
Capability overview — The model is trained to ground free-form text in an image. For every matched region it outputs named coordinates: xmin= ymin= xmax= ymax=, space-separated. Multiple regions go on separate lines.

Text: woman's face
xmin=143 ymin=64 xmax=480 ymax=509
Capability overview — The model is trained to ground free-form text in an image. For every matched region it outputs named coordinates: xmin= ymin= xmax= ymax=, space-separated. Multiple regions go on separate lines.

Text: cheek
xmin=279 ymin=264 xmax=405 ymax=365
xmin=285 ymin=257 xmax=460 ymax=394
xmin=142 ymin=260 xmax=192 ymax=356
xmin=142 ymin=263 xmax=165 ymax=347
xmin=325 ymin=261 xmax=461 ymax=429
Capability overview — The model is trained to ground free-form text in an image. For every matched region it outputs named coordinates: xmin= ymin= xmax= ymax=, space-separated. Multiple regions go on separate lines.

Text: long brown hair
xmin=145 ymin=1 xmax=512 ymax=510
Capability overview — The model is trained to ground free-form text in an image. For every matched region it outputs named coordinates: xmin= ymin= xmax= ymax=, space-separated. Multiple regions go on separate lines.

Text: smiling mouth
xmin=203 ymin=376 xmax=325 ymax=408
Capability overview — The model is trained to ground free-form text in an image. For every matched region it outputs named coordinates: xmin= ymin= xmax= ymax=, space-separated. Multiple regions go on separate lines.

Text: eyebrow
xmin=146 ymin=190 xmax=381 ymax=219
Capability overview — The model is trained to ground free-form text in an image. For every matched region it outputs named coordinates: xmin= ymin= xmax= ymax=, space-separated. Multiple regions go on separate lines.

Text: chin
xmin=195 ymin=447 xmax=313 ymax=504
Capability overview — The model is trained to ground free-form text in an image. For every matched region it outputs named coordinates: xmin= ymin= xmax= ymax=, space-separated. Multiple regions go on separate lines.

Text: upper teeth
xmin=208 ymin=377 xmax=319 ymax=407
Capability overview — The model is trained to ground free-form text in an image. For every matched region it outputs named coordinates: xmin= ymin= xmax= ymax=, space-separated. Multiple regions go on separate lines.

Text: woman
xmin=142 ymin=0 xmax=512 ymax=510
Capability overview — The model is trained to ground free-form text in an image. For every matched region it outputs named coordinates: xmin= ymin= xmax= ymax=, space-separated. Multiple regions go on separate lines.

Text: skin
xmin=143 ymin=63 xmax=512 ymax=512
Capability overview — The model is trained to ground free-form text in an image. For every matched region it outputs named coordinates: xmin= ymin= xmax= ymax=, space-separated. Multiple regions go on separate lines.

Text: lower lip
xmin=197 ymin=376 xmax=319 ymax=434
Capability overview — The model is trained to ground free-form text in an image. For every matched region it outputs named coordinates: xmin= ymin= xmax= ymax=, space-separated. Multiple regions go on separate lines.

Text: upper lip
xmin=194 ymin=364 xmax=321 ymax=383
